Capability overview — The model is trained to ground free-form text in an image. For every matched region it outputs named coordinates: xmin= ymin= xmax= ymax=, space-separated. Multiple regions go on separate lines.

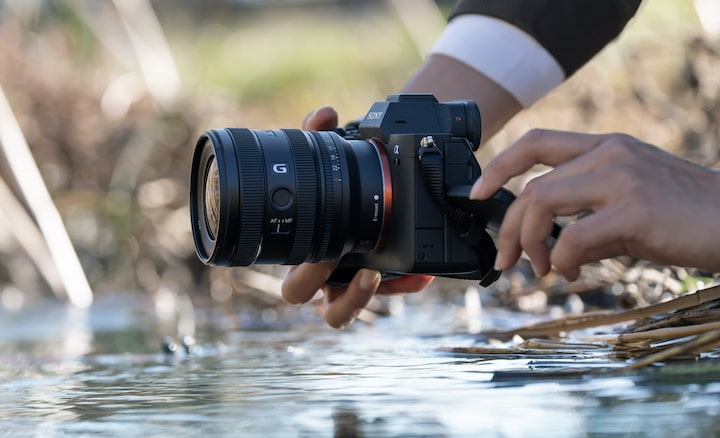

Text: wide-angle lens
xmin=204 ymin=156 xmax=220 ymax=239
xmin=189 ymin=128 xmax=391 ymax=267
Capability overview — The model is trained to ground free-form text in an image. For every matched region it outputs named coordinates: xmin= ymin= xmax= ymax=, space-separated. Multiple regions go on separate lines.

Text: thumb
xmin=302 ymin=106 xmax=339 ymax=130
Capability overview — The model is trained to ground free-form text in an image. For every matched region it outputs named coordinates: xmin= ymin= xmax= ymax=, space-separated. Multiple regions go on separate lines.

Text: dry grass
xmin=445 ymin=284 xmax=720 ymax=368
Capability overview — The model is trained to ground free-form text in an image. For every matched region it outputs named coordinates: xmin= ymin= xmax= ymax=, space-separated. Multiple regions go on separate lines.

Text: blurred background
xmin=0 ymin=0 xmax=718 ymax=326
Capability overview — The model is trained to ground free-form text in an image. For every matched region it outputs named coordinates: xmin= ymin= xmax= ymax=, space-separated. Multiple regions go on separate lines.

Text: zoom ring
xmin=283 ymin=129 xmax=317 ymax=264
xmin=311 ymin=131 xmax=337 ymax=262
xmin=227 ymin=129 xmax=265 ymax=264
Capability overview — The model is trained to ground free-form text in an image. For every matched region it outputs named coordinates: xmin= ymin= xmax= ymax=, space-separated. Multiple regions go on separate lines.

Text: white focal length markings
xmin=0 ymin=85 xmax=93 ymax=309
xmin=373 ymin=194 xmax=380 ymax=222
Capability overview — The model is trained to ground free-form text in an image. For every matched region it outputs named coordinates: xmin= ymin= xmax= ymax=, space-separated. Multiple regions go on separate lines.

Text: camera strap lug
xmin=417 ymin=137 xmax=500 ymax=286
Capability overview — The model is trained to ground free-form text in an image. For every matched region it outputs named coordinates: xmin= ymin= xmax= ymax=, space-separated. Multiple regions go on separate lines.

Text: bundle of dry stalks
xmin=446 ymin=284 xmax=720 ymax=369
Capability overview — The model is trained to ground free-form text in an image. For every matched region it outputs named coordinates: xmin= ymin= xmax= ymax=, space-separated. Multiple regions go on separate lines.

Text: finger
xmin=496 ymin=171 xmax=610 ymax=273
xmin=282 ymin=261 xmax=339 ymax=304
xmin=323 ymin=269 xmax=381 ymax=328
xmin=324 ymin=275 xmax=435 ymax=326
xmin=550 ymin=208 xmax=629 ymax=280
xmin=471 ymin=129 xmax=605 ymax=200
xmin=302 ymin=106 xmax=339 ymax=131
xmin=511 ymin=133 xmax=647 ymax=192
xmin=519 ymin=206 xmax=555 ymax=277
xmin=493 ymin=192 xmax=526 ymax=271
xmin=518 ymin=175 xmax=606 ymax=276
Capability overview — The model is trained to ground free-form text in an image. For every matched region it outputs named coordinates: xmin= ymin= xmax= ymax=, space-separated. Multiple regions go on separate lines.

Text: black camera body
xmin=190 ymin=94 xmax=518 ymax=287
xmin=330 ymin=94 xmax=500 ymax=285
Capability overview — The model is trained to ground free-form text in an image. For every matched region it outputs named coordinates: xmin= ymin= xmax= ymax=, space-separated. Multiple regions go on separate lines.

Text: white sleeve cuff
xmin=429 ymin=15 xmax=565 ymax=108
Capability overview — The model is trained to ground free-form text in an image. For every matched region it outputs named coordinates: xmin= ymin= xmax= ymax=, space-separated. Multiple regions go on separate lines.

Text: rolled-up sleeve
xmin=430 ymin=0 xmax=642 ymax=107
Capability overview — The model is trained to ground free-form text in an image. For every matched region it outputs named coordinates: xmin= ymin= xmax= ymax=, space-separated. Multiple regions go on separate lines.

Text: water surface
xmin=1 ymin=294 xmax=719 ymax=437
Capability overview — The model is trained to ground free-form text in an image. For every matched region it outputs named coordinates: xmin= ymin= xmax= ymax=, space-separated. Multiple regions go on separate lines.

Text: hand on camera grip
xmin=445 ymin=185 xmax=561 ymax=241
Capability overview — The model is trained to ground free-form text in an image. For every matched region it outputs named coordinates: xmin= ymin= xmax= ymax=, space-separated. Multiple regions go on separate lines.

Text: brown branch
xmin=483 ymin=284 xmax=720 ymax=339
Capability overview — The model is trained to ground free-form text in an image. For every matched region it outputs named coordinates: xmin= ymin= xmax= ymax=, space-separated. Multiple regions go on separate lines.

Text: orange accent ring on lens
xmin=369 ymin=138 xmax=392 ymax=253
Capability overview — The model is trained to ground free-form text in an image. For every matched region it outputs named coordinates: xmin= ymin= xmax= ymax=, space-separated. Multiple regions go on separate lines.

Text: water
xmin=1 ymin=294 xmax=719 ymax=437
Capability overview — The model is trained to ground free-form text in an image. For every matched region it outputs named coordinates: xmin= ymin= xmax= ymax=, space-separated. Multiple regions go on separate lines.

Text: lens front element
xmin=204 ymin=157 xmax=221 ymax=240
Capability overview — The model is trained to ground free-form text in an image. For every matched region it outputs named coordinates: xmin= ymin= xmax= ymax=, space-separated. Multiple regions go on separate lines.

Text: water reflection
xmin=0 ymin=296 xmax=719 ymax=437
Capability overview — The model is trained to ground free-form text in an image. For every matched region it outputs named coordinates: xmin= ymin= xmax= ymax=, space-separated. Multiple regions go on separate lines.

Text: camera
xmin=190 ymin=94 xmax=525 ymax=287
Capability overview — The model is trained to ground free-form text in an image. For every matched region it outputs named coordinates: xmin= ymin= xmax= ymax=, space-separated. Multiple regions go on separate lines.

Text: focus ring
xmin=283 ymin=129 xmax=317 ymax=264
xmin=227 ymin=129 xmax=265 ymax=264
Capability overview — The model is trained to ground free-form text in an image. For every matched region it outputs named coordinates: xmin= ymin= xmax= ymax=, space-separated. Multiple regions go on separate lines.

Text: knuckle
xmin=521 ymin=128 xmax=551 ymax=146
xmin=598 ymin=133 xmax=638 ymax=158
xmin=522 ymin=177 xmax=549 ymax=202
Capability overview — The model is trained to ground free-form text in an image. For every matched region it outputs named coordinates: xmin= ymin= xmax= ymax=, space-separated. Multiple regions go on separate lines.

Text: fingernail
xmin=493 ymin=251 xmax=504 ymax=271
xmin=469 ymin=176 xmax=483 ymax=200
xmin=358 ymin=269 xmax=381 ymax=290
xmin=314 ymin=105 xmax=334 ymax=118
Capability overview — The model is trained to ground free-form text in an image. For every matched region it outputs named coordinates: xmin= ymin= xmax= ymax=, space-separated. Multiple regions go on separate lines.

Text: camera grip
xmin=326 ymin=261 xmax=400 ymax=288
xmin=326 ymin=186 xmax=561 ymax=288
xmin=445 ymin=185 xmax=561 ymax=241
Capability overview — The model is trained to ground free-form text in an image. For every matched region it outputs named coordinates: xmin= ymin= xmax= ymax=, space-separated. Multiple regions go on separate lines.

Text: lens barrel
xmin=190 ymin=128 xmax=390 ymax=267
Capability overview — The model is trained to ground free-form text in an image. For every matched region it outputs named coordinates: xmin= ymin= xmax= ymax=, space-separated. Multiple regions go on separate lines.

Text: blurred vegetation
xmin=0 ymin=0 xmax=718 ymax=324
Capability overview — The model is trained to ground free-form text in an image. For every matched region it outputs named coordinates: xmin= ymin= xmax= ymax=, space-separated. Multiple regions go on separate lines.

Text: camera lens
xmin=190 ymin=128 xmax=391 ymax=267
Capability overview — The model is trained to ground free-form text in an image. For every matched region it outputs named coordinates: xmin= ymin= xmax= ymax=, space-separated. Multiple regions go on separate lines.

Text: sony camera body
xmin=328 ymin=93 xmax=501 ymax=285
xmin=190 ymin=94 xmax=512 ymax=287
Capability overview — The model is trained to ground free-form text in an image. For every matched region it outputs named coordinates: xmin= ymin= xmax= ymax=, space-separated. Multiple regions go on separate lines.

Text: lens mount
xmin=368 ymin=138 xmax=392 ymax=253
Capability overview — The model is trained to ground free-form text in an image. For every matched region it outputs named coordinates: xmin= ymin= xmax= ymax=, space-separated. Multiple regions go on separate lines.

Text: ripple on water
xmin=1 ymin=296 xmax=719 ymax=436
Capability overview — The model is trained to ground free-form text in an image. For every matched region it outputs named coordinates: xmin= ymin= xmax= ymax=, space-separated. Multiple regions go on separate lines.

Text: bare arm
xmin=401 ymin=54 xmax=522 ymax=142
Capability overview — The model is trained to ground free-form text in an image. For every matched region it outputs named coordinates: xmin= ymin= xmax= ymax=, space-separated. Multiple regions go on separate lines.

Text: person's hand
xmin=470 ymin=129 xmax=720 ymax=281
xmin=281 ymin=106 xmax=434 ymax=328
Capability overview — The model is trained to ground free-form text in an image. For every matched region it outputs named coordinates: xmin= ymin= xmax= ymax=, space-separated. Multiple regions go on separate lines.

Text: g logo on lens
xmin=272 ymin=163 xmax=288 ymax=174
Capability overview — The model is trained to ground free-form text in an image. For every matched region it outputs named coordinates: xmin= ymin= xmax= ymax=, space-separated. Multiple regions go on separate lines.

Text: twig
xmin=0 ymin=176 xmax=64 ymax=295
xmin=111 ymin=0 xmax=181 ymax=105
xmin=627 ymin=306 xmax=720 ymax=332
xmin=576 ymin=321 xmax=720 ymax=346
xmin=485 ymin=284 xmax=720 ymax=338
xmin=0 ymin=84 xmax=93 ymax=308
xmin=625 ymin=329 xmax=720 ymax=370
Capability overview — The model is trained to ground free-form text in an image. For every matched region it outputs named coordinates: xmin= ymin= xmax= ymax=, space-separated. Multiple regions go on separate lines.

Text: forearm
xmin=400 ymin=54 xmax=522 ymax=143
xmin=401 ymin=0 xmax=642 ymax=144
